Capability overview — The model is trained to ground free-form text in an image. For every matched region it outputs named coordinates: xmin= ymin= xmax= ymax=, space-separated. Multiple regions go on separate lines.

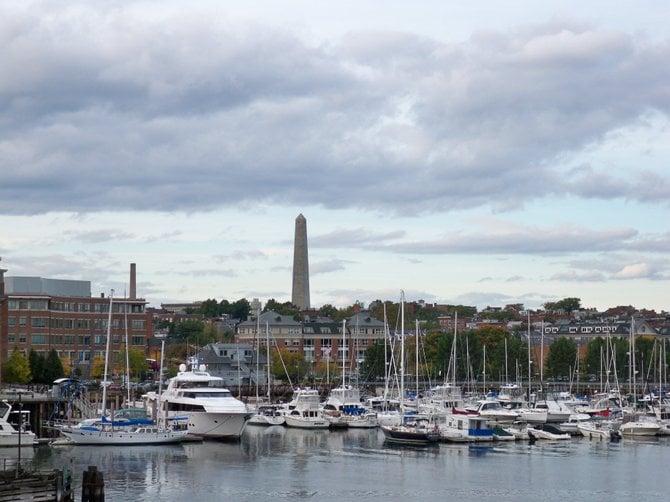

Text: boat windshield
xmin=179 ymin=391 xmax=234 ymax=398
xmin=176 ymin=380 xmax=225 ymax=389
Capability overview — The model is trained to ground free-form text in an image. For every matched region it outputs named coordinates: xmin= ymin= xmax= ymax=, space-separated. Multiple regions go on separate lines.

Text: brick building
xmin=0 ymin=263 xmax=151 ymax=378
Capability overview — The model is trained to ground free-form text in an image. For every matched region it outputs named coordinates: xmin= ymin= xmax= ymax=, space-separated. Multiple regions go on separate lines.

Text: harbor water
xmin=20 ymin=427 xmax=670 ymax=501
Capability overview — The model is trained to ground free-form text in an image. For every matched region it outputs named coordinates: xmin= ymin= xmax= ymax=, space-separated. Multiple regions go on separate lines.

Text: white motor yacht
xmin=283 ymin=388 xmax=329 ymax=429
xmin=157 ymin=359 xmax=251 ymax=439
xmin=0 ymin=401 xmax=37 ymax=447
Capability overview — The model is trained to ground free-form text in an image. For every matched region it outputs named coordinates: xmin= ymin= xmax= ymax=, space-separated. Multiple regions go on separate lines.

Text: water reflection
xmin=25 ymin=428 xmax=670 ymax=501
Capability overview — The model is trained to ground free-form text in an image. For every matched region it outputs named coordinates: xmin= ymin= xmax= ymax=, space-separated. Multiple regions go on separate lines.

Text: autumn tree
xmin=271 ymin=348 xmax=308 ymax=383
xmin=3 ymin=348 xmax=32 ymax=384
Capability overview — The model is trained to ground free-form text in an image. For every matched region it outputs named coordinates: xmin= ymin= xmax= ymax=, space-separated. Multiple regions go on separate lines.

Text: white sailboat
xmin=58 ymin=290 xmax=187 ymax=445
xmin=323 ymin=320 xmax=378 ymax=429
xmin=248 ymin=320 xmax=285 ymax=426
xmin=381 ymin=292 xmax=440 ymax=445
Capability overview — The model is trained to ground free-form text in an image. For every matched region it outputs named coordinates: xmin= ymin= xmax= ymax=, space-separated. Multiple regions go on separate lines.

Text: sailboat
xmin=248 ymin=319 xmax=285 ymax=426
xmin=58 ymin=290 xmax=187 ymax=445
xmin=323 ymin=320 xmax=378 ymax=428
xmin=381 ymin=292 xmax=440 ymax=445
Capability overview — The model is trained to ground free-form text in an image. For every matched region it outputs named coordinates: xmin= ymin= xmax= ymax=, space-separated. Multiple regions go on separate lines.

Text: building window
xmin=131 ymin=320 xmax=145 ymax=330
xmin=7 ymin=299 xmax=17 ymax=309
xmin=64 ymin=335 xmax=76 ymax=344
xmin=78 ymin=303 xmax=91 ymax=312
xmin=132 ymin=336 xmax=144 ymax=346
xmin=321 ymin=338 xmax=332 ymax=347
xmin=31 ymin=317 xmax=47 ymax=328
xmin=19 ymin=334 xmax=27 ymax=343
xmin=30 ymin=299 xmax=48 ymax=310
xmin=8 ymin=335 xmax=15 ymax=343
xmin=19 ymin=316 xmax=27 ymax=327
xmin=32 ymin=334 xmax=47 ymax=344
xmin=7 ymin=316 xmax=15 ymax=327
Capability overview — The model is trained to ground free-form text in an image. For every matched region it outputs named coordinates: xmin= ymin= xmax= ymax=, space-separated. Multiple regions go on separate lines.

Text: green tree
xmin=29 ymin=350 xmax=46 ymax=383
xmin=171 ymin=319 xmax=205 ymax=343
xmin=319 ymin=304 xmax=339 ymax=319
xmin=583 ymin=336 xmax=606 ymax=378
xmin=128 ymin=347 xmax=149 ymax=378
xmin=271 ymin=348 xmax=308 ymax=383
xmin=359 ymin=341 xmax=386 ymax=381
xmin=546 ymin=337 xmax=578 ymax=379
xmin=200 ymin=298 xmax=220 ymax=318
xmin=3 ymin=348 xmax=32 ymax=384
xmin=544 ymin=297 xmax=581 ymax=313
xmin=43 ymin=349 xmax=65 ymax=383
xmin=228 ymin=298 xmax=251 ymax=321
xmin=265 ymin=299 xmax=301 ymax=320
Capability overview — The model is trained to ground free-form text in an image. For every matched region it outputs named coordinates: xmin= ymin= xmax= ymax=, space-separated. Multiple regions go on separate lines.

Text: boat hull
xmin=58 ymin=428 xmax=187 ymax=445
xmin=175 ymin=411 xmax=250 ymax=439
xmin=381 ymin=425 xmax=441 ymax=445
xmin=284 ymin=415 xmax=330 ymax=429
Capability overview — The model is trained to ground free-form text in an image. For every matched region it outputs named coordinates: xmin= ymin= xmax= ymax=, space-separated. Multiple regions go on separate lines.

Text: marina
xmin=12 ymin=425 xmax=669 ymax=501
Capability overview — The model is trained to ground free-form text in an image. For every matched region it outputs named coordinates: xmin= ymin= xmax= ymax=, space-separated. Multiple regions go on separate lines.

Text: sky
xmin=1 ymin=1 xmax=670 ymax=312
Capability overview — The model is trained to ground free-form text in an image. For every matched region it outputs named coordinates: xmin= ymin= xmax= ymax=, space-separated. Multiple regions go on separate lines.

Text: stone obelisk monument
xmin=291 ymin=214 xmax=310 ymax=310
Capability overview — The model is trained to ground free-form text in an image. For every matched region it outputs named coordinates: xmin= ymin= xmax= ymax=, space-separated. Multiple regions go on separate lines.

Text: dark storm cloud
xmin=1 ymin=5 xmax=669 ymax=215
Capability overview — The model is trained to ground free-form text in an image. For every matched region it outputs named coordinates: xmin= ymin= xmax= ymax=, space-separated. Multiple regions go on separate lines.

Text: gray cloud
xmin=381 ymin=225 xmax=638 ymax=255
xmin=0 ymin=7 xmax=668 ymax=216
xmin=310 ymin=259 xmax=354 ymax=275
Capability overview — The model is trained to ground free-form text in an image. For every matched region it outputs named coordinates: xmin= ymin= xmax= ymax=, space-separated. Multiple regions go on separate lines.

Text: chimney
xmin=0 ymin=257 xmax=5 ymax=297
xmin=129 ymin=263 xmax=137 ymax=299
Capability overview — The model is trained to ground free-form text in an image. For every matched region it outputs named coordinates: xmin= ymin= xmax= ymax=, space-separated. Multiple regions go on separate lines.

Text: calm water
xmin=14 ymin=427 xmax=670 ymax=501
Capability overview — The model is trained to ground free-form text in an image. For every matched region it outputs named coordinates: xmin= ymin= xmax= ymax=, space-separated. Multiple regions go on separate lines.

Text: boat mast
xmin=266 ymin=321 xmax=271 ymax=400
xmin=255 ymin=305 xmax=260 ymax=404
xmin=415 ymin=319 xmax=419 ymax=402
xmin=400 ymin=290 xmax=405 ymax=415
xmin=342 ymin=319 xmax=347 ymax=388
xmin=124 ymin=289 xmax=131 ymax=406
xmin=527 ymin=310 xmax=532 ymax=403
xmin=101 ymin=289 xmax=114 ymax=417
xmin=483 ymin=344 xmax=487 ymax=395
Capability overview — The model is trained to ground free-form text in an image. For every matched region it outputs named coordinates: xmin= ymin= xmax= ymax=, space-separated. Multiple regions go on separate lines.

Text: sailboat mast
xmin=255 ymin=306 xmax=260 ymax=403
xmin=342 ymin=319 xmax=347 ymax=388
xmin=415 ymin=319 xmax=419 ymax=401
xmin=124 ymin=290 xmax=131 ymax=405
xmin=101 ymin=289 xmax=114 ymax=417
xmin=527 ymin=310 xmax=532 ymax=403
xmin=266 ymin=322 xmax=271 ymax=400
xmin=400 ymin=291 xmax=405 ymax=413
xmin=452 ymin=312 xmax=458 ymax=385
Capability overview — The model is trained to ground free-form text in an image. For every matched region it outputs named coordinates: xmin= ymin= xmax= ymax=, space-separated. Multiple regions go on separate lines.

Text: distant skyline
xmin=1 ymin=1 xmax=670 ymax=312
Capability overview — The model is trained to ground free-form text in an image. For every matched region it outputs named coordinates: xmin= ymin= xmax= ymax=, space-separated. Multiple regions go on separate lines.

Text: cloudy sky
xmin=1 ymin=1 xmax=670 ymax=312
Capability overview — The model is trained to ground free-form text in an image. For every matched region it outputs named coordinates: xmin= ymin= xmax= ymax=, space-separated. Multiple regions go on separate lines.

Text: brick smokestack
xmin=0 ymin=257 xmax=5 ymax=297
xmin=129 ymin=263 xmax=137 ymax=299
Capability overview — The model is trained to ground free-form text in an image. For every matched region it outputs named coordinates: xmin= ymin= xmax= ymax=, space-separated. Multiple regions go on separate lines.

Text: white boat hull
xmin=58 ymin=428 xmax=187 ymax=445
xmin=284 ymin=415 xmax=329 ymax=429
xmin=173 ymin=411 xmax=250 ymax=439
xmin=0 ymin=432 xmax=37 ymax=447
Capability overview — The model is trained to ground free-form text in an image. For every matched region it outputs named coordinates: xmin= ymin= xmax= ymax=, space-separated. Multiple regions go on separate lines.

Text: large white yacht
xmin=157 ymin=359 xmax=251 ymax=439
